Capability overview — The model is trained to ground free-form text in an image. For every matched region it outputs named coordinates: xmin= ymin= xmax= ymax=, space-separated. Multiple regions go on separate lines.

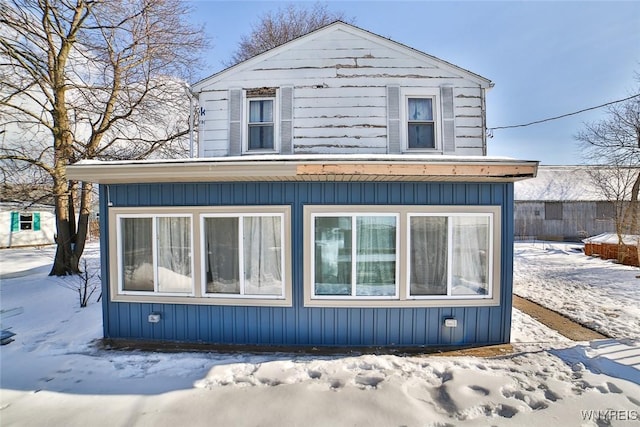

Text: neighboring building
xmin=514 ymin=166 xmax=625 ymax=242
xmin=67 ymin=22 xmax=537 ymax=349
xmin=0 ymin=203 xmax=56 ymax=248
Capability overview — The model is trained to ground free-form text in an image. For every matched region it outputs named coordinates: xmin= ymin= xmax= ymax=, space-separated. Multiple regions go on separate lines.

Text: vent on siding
xmin=280 ymin=86 xmax=293 ymax=155
xmin=387 ymin=85 xmax=401 ymax=154
xmin=228 ymin=89 xmax=243 ymax=156
xmin=440 ymin=85 xmax=455 ymax=154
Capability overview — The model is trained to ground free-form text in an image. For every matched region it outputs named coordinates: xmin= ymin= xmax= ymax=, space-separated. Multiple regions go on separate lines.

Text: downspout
xmin=481 ymin=86 xmax=488 ymax=156
xmin=184 ymin=82 xmax=195 ymax=158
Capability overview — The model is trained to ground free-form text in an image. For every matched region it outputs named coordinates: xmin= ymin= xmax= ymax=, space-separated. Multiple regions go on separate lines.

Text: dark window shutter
xmin=280 ymin=86 xmax=294 ymax=154
xmin=228 ymin=89 xmax=243 ymax=156
xmin=387 ymin=85 xmax=401 ymax=154
xmin=440 ymin=85 xmax=455 ymax=153
xmin=33 ymin=212 xmax=41 ymax=231
xmin=10 ymin=212 xmax=19 ymax=232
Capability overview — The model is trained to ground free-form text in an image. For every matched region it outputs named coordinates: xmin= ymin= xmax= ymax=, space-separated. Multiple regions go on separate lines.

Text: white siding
xmin=196 ymin=27 xmax=488 ymax=157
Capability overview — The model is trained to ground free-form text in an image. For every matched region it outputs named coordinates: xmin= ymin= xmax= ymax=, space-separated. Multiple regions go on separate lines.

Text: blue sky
xmin=187 ymin=1 xmax=640 ymax=165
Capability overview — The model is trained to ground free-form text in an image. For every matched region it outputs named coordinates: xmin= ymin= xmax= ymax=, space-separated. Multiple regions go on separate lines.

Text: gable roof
xmin=192 ymin=21 xmax=492 ymax=92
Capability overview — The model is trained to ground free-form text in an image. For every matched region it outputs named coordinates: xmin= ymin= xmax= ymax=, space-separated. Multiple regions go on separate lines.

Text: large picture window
xmin=305 ymin=206 xmax=500 ymax=307
xmin=409 ymin=214 xmax=492 ymax=299
xmin=110 ymin=207 xmax=291 ymax=306
xmin=118 ymin=215 xmax=193 ymax=295
xmin=202 ymin=213 xmax=285 ymax=298
xmin=313 ymin=214 xmax=398 ymax=298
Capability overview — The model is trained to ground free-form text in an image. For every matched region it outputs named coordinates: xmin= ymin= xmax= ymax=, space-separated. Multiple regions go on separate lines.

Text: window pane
xmin=157 ymin=217 xmax=192 ymax=293
xmin=451 ymin=216 xmax=490 ymax=296
xmin=596 ymin=201 xmax=615 ymax=219
xmin=204 ymin=217 xmax=240 ymax=294
xmin=409 ymin=216 xmax=447 ymax=295
xmin=356 ymin=216 xmax=396 ymax=296
xmin=408 ymin=98 xmax=433 ymax=121
xmin=408 ymin=124 xmax=435 ymax=148
xmin=314 ymin=216 xmax=352 ymax=295
xmin=249 ymin=100 xmax=273 ymax=123
xmin=244 ymin=216 xmax=283 ymax=295
xmin=121 ymin=217 xmax=154 ymax=292
xmin=248 ymin=124 xmax=274 ymax=149
xmin=545 ymin=202 xmax=563 ymax=220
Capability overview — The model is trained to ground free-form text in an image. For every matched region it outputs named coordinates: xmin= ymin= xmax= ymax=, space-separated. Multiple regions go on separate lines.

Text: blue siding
xmin=100 ymin=182 xmax=514 ymax=347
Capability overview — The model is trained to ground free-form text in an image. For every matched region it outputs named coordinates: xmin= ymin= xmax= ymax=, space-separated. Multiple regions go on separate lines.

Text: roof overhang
xmin=67 ymin=155 xmax=538 ymax=185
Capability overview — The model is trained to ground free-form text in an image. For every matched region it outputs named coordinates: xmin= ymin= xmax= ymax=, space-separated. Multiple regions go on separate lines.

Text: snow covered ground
xmin=513 ymin=241 xmax=640 ymax=339
xmin=1 ymin=242 xmax=639 ymax=426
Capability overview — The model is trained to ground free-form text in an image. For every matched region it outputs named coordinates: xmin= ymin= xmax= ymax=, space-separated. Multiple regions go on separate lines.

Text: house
xmin=67 ymin=22 xmax=537 ymax=349
xmin=0 ymin=203 xmax=56 ymax=248
xmin=514 ymin=166 xmax=632 ymax=241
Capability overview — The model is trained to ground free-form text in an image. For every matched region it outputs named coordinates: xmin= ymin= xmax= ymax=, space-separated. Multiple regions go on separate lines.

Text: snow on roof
xmin=514 ymin=166 xmax=635 ymax=201
xmin=73 ymin=153 xmax=523 ymax=166
xmin=67 ymin=154 xmax=538 ymax=184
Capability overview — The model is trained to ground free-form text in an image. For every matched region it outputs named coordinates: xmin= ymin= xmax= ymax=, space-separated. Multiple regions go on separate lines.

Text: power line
xmin=487 ymin=93 xmax=640 ymax=135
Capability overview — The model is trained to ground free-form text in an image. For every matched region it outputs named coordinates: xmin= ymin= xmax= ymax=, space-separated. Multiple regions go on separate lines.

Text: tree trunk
xmin=73 ymin=181 xmax=93 ymax=268
xmin=50 ymin=190 xmax=80 ymax=276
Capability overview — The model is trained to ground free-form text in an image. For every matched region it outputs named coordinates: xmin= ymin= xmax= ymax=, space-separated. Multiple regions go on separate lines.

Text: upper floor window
xmin=248 ymin=98 xmax=274 ymax=150
xmin=407 ymin=98 xmax=435 ymax=149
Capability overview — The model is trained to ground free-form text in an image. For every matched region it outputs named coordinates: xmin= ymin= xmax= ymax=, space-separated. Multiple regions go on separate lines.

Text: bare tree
xmin=0 ymin=0 xmax=206 ymax=275
xmin=228 ymin=2 xmax=353 ymax=65
xmin=577 ymin=85 xmax=640 ymax=262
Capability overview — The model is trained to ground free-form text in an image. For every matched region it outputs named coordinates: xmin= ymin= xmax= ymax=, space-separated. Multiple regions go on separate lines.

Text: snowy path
xmin=513 ymin=242 xmax=640 ymax=339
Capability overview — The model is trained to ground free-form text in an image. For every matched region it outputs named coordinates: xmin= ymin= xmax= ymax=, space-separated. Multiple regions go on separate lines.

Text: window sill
xmin=304 ymin=297 xmax=500 ymax=308
xmin=111 ymin=293 xmax=293 ymax=307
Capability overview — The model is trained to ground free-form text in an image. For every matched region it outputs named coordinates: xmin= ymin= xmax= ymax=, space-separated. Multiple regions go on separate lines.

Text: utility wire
xmin=487 ymin=93 xmax=640 ymax=135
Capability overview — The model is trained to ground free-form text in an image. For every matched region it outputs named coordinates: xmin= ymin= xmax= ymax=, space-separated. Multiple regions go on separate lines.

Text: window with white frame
xmin=117 ymin=214 xmax=193 ymax=294
xmin=312 ymin=213 xmax=399 ymax=298
xmin=407 ymin=98 xmax=436 ymax=149
xmin=247 ymin=98 xmax=274 ymax=150
xmin=305 ymin=206 xmax=500 ymax=307
xmin=110 ymin=206 xmax=292 ymax=306
xmin=202 ymin=213 xmax=285 ymax=298
xmin=408 ymin=214 xmax=492 ymax=298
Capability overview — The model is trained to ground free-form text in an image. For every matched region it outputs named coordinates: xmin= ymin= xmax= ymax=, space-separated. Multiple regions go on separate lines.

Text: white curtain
xmin=204 ymin=217 xmax=240 ymax=294
xmin=243 ymin=216 xmax=282 ymax=295
xmin=451 ymin=216 xmax=489 ymax=295
xmin=408 ymin=98 xmax=433 ymax=121
xmin=121 ymin=217 xmax=153 ymax=291
xmin=409 ymin=216 xmax=448 ymax=295
xmin=355 ymin=216 xmax=396 ymax=296
xmin=249 ymin=100 xmax=273 ymax=123
xmin=157 ymin=217 xmax=192 ymax=293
